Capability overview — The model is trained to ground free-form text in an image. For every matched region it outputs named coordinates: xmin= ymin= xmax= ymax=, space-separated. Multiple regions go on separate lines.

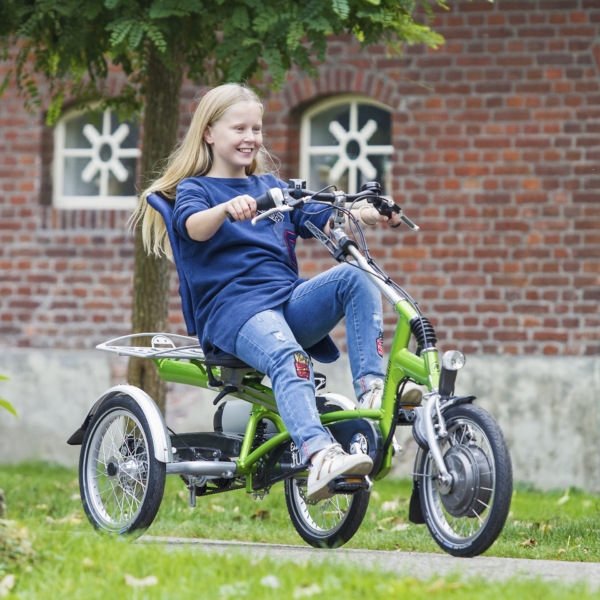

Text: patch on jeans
xmin=377 ymin=331 xmax=384 ymax=357
xmin=294 ymin=352 xmax=310 ymax=380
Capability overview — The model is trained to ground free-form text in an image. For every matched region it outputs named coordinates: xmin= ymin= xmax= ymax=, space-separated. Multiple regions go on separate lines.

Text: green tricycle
xmin=68 ymin=179 xmax=512 ymax=556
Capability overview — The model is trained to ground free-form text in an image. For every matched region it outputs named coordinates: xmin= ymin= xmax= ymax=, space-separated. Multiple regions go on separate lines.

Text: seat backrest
xmin=146 ymin=193 xmax=196 ymax=336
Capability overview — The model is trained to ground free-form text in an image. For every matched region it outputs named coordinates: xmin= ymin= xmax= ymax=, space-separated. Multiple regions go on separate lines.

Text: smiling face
xmin=203 ymin=102 xmax=263 ymax=178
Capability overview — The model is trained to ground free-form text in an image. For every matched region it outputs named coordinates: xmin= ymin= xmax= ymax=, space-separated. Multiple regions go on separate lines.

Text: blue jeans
xmin=234 ymin=263 xmax=385 ymax=462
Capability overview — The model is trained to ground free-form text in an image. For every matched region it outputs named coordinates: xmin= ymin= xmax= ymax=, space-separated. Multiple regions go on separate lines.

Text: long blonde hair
xmin=131 ymin=83 xmax=272 ymax=260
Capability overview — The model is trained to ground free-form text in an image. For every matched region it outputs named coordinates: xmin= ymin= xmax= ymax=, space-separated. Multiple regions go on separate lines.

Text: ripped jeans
xmin=234 ymin=263 xmax=385 ymax=462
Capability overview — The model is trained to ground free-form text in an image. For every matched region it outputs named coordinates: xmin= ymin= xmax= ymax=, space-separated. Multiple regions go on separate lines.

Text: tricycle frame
xmin=96 ymin=265 xmax=441 ymax=491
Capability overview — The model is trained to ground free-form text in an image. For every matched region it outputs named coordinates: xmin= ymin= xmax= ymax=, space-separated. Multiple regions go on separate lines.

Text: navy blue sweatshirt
xmin=173 ymin=173 xmax=338 ymax=362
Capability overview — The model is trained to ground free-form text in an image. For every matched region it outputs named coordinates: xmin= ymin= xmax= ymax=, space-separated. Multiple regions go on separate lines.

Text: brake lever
xmin=369 ymin=196 xmax=420 ymax=231
xmin=251 ymin=205 xmax=293 ymax=226
xmin=398 ymin=211 xmax=420 ymax=231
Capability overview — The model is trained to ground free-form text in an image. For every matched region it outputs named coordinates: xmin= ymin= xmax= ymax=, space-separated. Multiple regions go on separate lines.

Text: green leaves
xmin=0 ymin=376 xmax=16 ymax=419
xmin=230 ymin=6 xmax=250 ymax=30
xmin=262 ymin=48 xmax=286 ymax=88
xmin=0 ymin=400 xmax=17 ymax=419
xmin=286 ymin=22 xmax=304 ymax=52
xmin=46 ymin=90 xmax=64 ymax=127
xmin=107 ymin=18 xmax=135 ymax=46
xmin=148 ymin=0 xmax=204 ymax=19
xmin=331 ymin=0 xmax=350 ymax=19
xmin=1 ymin=0 xmax=448 ymax=123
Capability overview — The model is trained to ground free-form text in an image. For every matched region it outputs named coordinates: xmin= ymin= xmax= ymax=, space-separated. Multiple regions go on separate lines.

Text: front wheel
xmin=284 ymin=477 xmax=370 ymax=549
xmin=79 ymin=394 xmax=166 ymax=535
xmin=417 ymin=403 xmax=512 ymax=557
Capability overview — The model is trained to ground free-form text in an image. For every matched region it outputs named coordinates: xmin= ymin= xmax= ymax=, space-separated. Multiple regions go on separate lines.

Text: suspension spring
xmin=410 ymin=316 xmax=438 ymax=353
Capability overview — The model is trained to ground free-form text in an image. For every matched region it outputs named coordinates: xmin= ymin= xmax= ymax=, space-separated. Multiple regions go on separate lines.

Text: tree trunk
xmin=128 ymin=44 xmax=185 ymax=415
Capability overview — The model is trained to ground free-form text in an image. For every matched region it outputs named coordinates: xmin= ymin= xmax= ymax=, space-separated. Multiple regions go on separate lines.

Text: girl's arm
xmin=185 ymin=195 xmax=257 ymax=242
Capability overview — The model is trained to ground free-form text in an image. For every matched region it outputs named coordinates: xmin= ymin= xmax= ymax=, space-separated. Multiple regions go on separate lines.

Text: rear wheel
xmin=79 ymin=395 xmax=166 ymax=535
xmin=284 ymin=476 xmax=369 ymax=549
xmin=417 ymin=403 xmax=512 ymax=557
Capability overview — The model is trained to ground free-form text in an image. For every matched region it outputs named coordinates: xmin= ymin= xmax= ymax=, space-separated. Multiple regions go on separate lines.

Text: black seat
xmin=146 ymin=193 xmax=252 ymax=371
xmin=203 ymin=352 xmax=251 ymax=369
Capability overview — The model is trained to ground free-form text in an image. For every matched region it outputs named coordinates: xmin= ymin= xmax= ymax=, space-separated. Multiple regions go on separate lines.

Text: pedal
xmin=400 ymin=388 xmax=423 ymax=407
xmin=327 ymin=475 xmax=373 ymax=495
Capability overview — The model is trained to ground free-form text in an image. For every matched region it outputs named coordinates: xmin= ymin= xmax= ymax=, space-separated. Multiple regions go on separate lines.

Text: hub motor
xmin=438 ymin=444 xmax=492 ymax=518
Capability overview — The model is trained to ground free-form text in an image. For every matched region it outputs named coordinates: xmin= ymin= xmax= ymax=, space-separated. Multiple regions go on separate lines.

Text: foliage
xmin=0 ymin=519 xmax=34 ymax=576
xmin=0 ymin=0 xmax=447 ymax=124
xmin=0 ymin=377 xmax=16 ymax=419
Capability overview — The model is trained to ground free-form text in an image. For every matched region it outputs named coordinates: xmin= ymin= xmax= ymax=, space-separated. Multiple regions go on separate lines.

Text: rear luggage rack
xmin=96 ymin=332 xmax=205 ymax=360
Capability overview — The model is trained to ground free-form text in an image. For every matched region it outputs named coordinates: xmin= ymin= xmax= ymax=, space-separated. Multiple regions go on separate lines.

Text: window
xmin=53 ymin=108 xmax=141 ymax=209
xmin=301 ymin=96 xmax=394 ymax=195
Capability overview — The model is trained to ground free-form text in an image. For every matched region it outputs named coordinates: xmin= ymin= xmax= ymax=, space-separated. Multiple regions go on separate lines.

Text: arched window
xmin=53 ymin=108 xmax=141 ymax=209
xmin=300 ymin=96 xmax=394 ymax=195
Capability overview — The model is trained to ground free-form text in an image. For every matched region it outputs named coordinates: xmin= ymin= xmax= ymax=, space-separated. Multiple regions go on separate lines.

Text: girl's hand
xmin=360 ymin=205 xmax=403 ymax=228
xmin=224 ymin=195 xmax=257 ymax=222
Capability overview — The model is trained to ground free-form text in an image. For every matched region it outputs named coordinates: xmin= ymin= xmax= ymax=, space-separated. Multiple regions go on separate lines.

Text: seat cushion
xmin=203 ymin=352 xmax=252 ymax=369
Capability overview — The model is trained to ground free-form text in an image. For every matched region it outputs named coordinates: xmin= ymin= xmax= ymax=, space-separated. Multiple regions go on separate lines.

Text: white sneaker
xmin=307 ymin=443 xmax=373 ymax=501
xmin=359 ymin=378 xmax=384 ymax=409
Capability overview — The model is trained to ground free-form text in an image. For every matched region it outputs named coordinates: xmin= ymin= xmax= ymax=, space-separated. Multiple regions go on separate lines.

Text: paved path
xmin=140 ymin=536 xmax=600 ymax=589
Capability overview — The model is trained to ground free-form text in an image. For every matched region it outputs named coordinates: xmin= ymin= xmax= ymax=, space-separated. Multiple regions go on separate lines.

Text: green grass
xmin=3 ymin=528 xmax=598 ymax=599
xmin=2 ymin=462 xmax=600 ymax=562
xmin=2 ymin=463 xmax=600 ymax=598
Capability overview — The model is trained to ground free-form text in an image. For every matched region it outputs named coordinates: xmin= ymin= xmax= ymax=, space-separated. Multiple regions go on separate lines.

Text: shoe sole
xmin=307 ymin=456 xmax=373 ymax=501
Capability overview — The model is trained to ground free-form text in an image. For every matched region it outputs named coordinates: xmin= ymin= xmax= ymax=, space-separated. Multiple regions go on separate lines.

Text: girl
xmin=134 ymin=83 xmax=402 ymax=500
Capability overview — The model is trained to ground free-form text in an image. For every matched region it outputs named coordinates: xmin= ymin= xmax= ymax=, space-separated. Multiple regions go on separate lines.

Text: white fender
xmin=87 ymin=384 xmax=172 ymax=463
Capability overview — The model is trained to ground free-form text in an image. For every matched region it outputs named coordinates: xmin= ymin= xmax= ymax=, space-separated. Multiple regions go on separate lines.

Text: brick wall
xmin=1 ymin=0 xmax=599 ymax=356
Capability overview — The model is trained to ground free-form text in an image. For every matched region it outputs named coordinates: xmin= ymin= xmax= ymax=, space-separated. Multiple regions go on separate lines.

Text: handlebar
xmin=228 ymin=179 xmax=420 ymax=231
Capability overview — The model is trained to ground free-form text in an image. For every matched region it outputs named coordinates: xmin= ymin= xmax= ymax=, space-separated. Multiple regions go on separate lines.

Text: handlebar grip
xmin=256 ymin=188 xmax=285 ymax=212
xmin=226 ymin=188 xmax=284 ymax=223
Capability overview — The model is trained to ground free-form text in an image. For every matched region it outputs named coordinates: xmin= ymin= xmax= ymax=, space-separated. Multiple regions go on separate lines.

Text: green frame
xmin=154 ymin=297 xmax=440 ymax=488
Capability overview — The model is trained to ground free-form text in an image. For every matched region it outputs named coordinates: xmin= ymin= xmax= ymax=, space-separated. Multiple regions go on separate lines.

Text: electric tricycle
xmin=68 ymin=179 xmax=512 ymax=556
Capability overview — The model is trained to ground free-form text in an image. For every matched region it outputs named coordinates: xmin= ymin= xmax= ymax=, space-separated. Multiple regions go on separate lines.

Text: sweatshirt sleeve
xmin=276 ymin=177 xmax=332 ymax=239
xmin=173 ymin=178 xmax=211 ymax=243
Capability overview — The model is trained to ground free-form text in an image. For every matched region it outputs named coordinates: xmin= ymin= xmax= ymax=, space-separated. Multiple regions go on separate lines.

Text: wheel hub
xmin=119 ymin=457 xmax=143 ymax=481
xmin=438 ymin=444 xmax=492 ymax=518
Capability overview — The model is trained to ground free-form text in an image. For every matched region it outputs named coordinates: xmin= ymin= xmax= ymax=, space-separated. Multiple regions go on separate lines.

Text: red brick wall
xmin=1 ymin=0 xmax=599 ymax=355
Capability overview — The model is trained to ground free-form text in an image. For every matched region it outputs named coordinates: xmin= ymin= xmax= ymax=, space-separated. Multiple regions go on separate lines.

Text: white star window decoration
xmin=77 ymin=110 xmax=140 ymax=196
xmin=305 ymin=100 xmax=394 ymax=193
xmin=53 ymin=108 xmax=141 ymax=209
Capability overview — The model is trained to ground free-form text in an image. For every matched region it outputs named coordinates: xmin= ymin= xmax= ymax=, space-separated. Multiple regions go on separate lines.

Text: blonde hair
xmin=131 ymin=83 xmax=273 ymax=260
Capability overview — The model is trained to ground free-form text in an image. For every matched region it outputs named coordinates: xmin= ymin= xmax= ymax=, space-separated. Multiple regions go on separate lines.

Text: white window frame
xmin=53 ymin=107 xmax=141 ymax=210
xmin=300 ymin=94 xmax=394 ymax=194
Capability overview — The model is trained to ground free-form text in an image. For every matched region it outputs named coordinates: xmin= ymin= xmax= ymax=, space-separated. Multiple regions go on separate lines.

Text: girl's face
xmin=203 ymin=102 xmax=263 ymax=178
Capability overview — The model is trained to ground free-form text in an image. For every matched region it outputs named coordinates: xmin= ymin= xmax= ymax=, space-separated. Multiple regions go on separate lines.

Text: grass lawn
xmin=1 ymin=462 xmax=600 ymax=598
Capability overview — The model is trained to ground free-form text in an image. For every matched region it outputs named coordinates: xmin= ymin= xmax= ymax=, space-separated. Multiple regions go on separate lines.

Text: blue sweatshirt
xmin=173 ymin=173 xmax=338 ymax=362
